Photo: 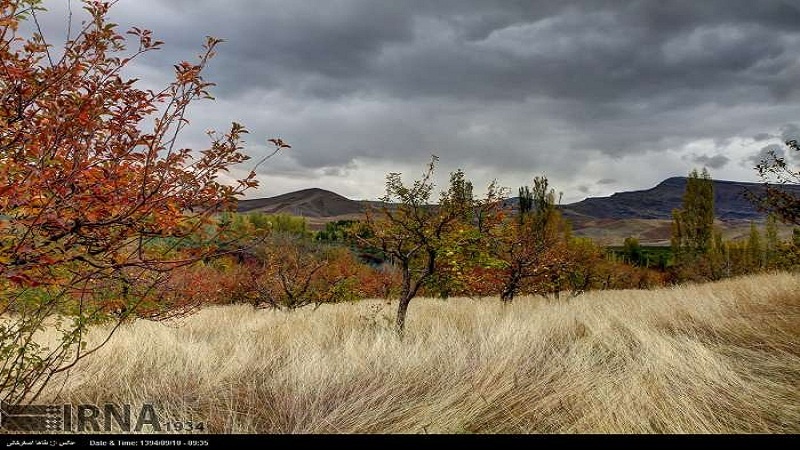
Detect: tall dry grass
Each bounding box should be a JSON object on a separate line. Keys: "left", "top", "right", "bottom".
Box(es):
{"left": 42, "top": 273, "right": 799, "bottom": 433}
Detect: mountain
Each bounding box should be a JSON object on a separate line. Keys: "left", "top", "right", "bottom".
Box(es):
{"left": 558, "top": 178, "right": 800, "bottom": 245}
{"left": 237, "top": 188, "right": 364, "bottom": 218}
{"left": 237, "top": 179, "right": 799, "bottom": 244}
{"left": 561, "top": 177, "right": 800, "bottom": 221}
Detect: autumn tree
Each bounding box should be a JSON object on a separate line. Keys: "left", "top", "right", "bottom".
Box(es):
{"left": 490, "top": 176, "right": 566, "bottom": 302}
{"left": 424, "top": 169, "right": 475, "bottom": 298}
{"left": 671, "top": 169, "right": 715, "bottom": 274}
{"left": 248, "top": 234, "right": 357, "bottom": 310}
{"left": 425, "top": 171, "right": 506, "bottom": 299}
{"left": 354, "top": 157, "right": 475, "bottom": 333}
{"left": 0, "top": 1, "right": 286, "bottom": 403}
{"left": 748, "top": 139, "right": 800, "bottom": 225}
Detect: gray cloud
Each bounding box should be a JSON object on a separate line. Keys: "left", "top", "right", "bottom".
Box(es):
{"left": 597, "top": 179, "right": 617, "bottom": 185}
{"left": 747, "top": 144, "right": 785, "bottom": 167}
{"left": 780, "top": 123, "right": 800, "bottom": 142}
{"left": 692, "top": 154, "right": 731, "bottom": 169}
{"left": 30, "top": 0, "right": 800, "bottom": 200}
{"left": 753, "top": 132, "right": 774, "bottom": 141}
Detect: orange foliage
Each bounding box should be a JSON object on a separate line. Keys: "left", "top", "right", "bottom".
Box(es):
{"left": 0, "top": 0, "right": 284, "bottom": 314}
{"left": 154, "top": 239, "right": 401, "bottom": 311}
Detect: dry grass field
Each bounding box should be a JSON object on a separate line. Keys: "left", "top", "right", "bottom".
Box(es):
{"left": 41, "top": 272, "right": 799, "bottom": 433}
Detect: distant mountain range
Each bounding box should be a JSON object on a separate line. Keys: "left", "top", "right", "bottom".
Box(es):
{"left": 240, "top": 177, "right": 799, "bottom": 221}
{"left": 237, "top": 178, "right": 800, "bottom": 245}
{"left": 560, "top": 177, "right": 800, "bottom": 220}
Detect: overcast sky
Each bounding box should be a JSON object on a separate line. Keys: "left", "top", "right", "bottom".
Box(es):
{"left": 35, "top": 0, "right": 800, "bottom": 202}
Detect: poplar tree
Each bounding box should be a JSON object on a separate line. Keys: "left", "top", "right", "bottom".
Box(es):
{"left": 671, "top": 168, "right": 716, "bottom": 264}
{"left": 747, "top": 223, "right": 764, "bottom": 269}
{"left": 764, "top": 214, "right": 780, "bottom": 268}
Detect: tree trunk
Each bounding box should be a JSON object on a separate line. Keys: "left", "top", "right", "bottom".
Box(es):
{"left": 396, "top": 293, "right": 412, "bottom": 335}
{"left": 396, "top": 262, "right": 413, "bottom": 334}
{"left": 500, "top": 285, "right": 515, "bottom": 303}
{"left": 501, "top": 270, "right": 520, "bottom": 303}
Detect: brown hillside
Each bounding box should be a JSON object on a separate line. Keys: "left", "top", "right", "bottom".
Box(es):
{"left": 237, "top": 188, "right": 364, "bottom": 218}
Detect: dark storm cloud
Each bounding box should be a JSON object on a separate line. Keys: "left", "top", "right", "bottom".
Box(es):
{"left": 33, "top": 0, "right": 800, "bottom": 199}
{"left": 188, "top": 0, "right": 800, "bottom": 108}
{"left": 692, "top": 154, "right": 730, "bottom": 170}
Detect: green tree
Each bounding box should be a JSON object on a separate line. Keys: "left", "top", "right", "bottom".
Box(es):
{"left": 671, "top": 168, "right": 716, "bottom": 269}
{"left": 315, "top": 220, "right": 357, "bottom": 243}
{"left": 354, "top": 157, "right": 474, "bottom": 333}
{"left": 764, "top": 214, "right": 780, "bottom": 268}
{"left": 518, "top": 186, "right": 533, "bottom": 217}
{"left": 622, "top": 237, "right": 643, "bottom": 266}
{"left": 747, "top": 222, "right": 764, "bottom": 270}
{"left": 707, "top": 230, "right": 729, "bottom": 279}
{"left": 424, "top": 169, "right": 476, "bottom": 299}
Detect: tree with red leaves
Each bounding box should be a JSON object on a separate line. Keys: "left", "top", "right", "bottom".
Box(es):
{"left": 0, "top": 0, "right": 286, "bottom": 403}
